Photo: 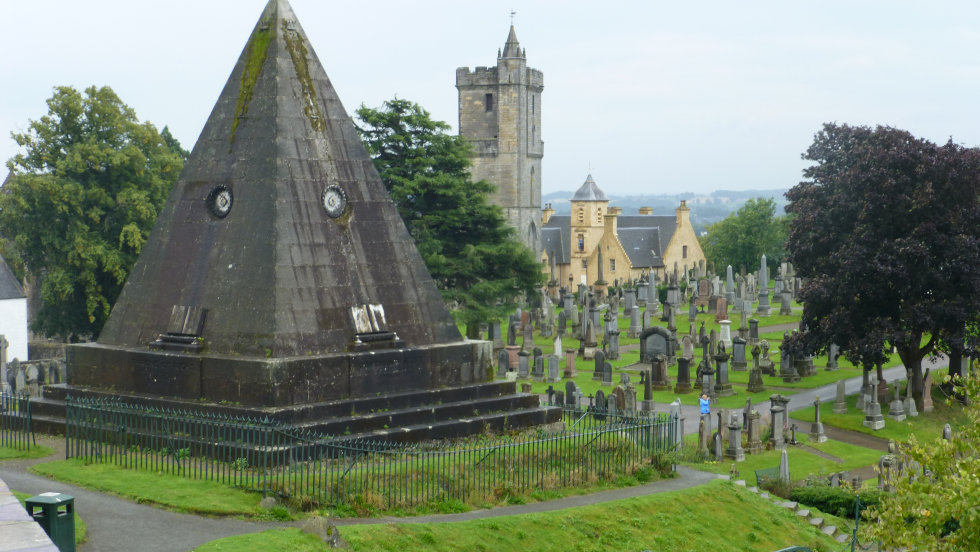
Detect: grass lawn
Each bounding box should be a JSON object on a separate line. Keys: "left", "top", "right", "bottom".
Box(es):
{"left": 789, "top": 387, "right": 972, "bottom": 444}
{"left": 682, "top": 433, "right": 882, "bottom": 486}
{"left": 192, "top": 480, "right": 841, "bottom": 552}
{"left": 30, "top": 459, "right": 272, "bottom": 517}
{"left": 0, "top": 444, "right": 54, "bottom": 460}
{"left": 11, "top": 489, "right": 87, "bottom": 545}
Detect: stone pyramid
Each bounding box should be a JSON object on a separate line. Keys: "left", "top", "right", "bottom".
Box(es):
{"left": 68, "top": 0, "right": 490, "bottom": 406}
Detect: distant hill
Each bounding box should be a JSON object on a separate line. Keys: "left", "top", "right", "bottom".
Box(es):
{"left": 542, "top": 189, "right": 789, "bottom": 234}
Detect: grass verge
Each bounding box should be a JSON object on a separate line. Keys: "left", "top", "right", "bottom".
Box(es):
{"left": 0, "top": 444, "right": 54, "bottom": 460}
{"left": 193, "top": 480, "right": 841, "bottom": 552}
{"left": 30, "top": 459, "right": 270, "bottom": 517}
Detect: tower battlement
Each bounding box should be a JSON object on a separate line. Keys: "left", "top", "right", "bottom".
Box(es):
{"left": 457, "top": 25, "right": 543, "bottom": 254}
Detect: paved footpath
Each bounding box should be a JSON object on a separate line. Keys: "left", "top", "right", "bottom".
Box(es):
{"left": 0, "top": 356, "right": 943, "bottom": 551}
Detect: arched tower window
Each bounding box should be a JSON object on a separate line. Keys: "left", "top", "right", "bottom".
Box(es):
{"left": 577, "top": 234, "right": 585, "bottom": 252}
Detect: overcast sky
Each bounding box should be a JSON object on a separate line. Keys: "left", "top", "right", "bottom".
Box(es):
{"left": 3, "top": 1, "right": 980, "bottom": 196}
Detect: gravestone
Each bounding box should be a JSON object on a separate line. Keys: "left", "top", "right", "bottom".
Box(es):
{"left": 592, "top": 350, "right": 606, "bottom": 381}
{"left": 506, "top": 345, "right": 521, "bottom": 370}
{"left": 746, "top": 410, "right": 762, "bottom": 454}
{"left": 639, "top": 326, "right": 675, "bottom": 365}
{"left": 698, "top": 416, "right": 711, "bottom": 452}
{"left": 863, "top": 377, "right": 886, "bottom": 430}
{"left": 674, "top": 356, "right": 693, "bottom": 394}
{"left": 553, "top": 390, "right": 564, "bottom": 407}
{"left": 522, "top": 322, "right": 534, "bottom": 351}
{"left": 564, "top": 349, "right": 577, "bottom": 378}
{"left": 641, "top": 369, "right": 655, "bottom": 411}
{"left": 681, "top": 336, "right": 694, "bottom": 360}
{"left": 546, "top": 355, "right": 560, "bottom": 383}
{"left": 770, "top": 405, "right": 786, "bottom": 449}
{"left": 604, "top": 330, "right": 621, "bottom": 360}
{"left": 565, "top": 381, "right": 578, "bottom": 407}
{"left": 601, "top": 361, "right": 613, "bottom": 387}
{"left": 757, "top": 255, "right": 771, "bottom": 315}
{"left": 651, "top": 354, "right": 671, "bottom": 390}
{"left": 627, "top": 306, "right": 642, "bottom": 338}
{"left": 922, "top": 370, "right": 934, "bottom": 412}
{"left": 612, "top": 386, "right": 626, "bottom": 412}
{"left": 518, "top": 350, "right": 530, "bottom": 379}
{"left": 714, "top": 344, "right": 734, "bottom": 397}
{"left": 719, "top": 320, "right": 732, "bottom": 349}
{"left": 825, "top": 343, "right": 839, "bottom": 371}
{"left": 497, "top": 349, "right": 509, "bottom": 377}
{"left": 623, "top": 288, "right": 636, "bottom": 313}
{"left": 903, "top": 381, "right": 919, "bottom": 417}
{"left": 595, "top": 389, "right": 606, "bottom": 412}
{"left": 758, "top": 340, "right": 774, "bottom": 376}
{"left": 887, "top": 383, "right": 906, "bottom": 421}
{"left": 642, "top": 308, "right": 653, "bottom": 330}
{"left": 487, "top": 321, "right": 505, "bottom": 351}
{"left": 809, "top": 398, "right": 827, "bottom": 443}
{"left": 507, "top": 322, "right": 518, "bottom": 346}
{"left": 731, "top": 336, "right": 747, "bottom": 371}
{"left": 668, "top": 399, "right": 683, "bottom": 446}
{"left": 725, "top": 413, "right": 745, "bottom": 462}
{"left": 725, "top": 265, "right": 735, "bottom": 304}
{"left": 779, "top": 340, "right": 800, "bottom": 383}
{"left": 746, "top": 356, "right": 765, "bottom": 393}
{"left": 779, "top": 290, "right": 793, "bottom": 315}
{"left": 624, "top": 384, "right": 637, "bottom": 414}
{"left": 833, "top": 380, "right": 848, "bottom": 414}
{"left": 557, "top": 311, "right": 567, "bottom": 336}
{"left": 637, "top": 279, "right": 649, "bottom": 308}
{"left": 714, "top": 298, "right": 728, "bottom": 323}
{"left": 748, "top": 318, "right": 759, "bottom": 344}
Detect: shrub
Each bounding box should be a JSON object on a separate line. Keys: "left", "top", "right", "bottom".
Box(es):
{"left": 790, "top": 485, "right": 883, "bottom": 519}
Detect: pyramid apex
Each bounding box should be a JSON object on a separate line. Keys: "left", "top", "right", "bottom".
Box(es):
{"left": 501, "top": 25, "right": 523, "bottom": 58}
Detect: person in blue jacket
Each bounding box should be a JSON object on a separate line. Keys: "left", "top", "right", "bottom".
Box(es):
{"left": 699, "top": 393, "right": 710, "bottom": 415}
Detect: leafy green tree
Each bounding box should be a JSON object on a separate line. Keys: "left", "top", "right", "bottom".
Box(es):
{"left": 865, "top": 374, "right": 980, "bottom": 550}
{"left": 785, "top": 123, "right": 980, "bottom": 409}
{"left": 698, "top": 197, "right": 788, "bottom": 274}
{"left": 0, "top": 85, "right": 182, "bottom": 340}
{"left": 356, "top": 98, "right": 543, "bottom": 336}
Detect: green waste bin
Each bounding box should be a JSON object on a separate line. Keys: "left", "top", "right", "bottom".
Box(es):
{"left": 25, "top": 492, "right": 75, "bottom": 552}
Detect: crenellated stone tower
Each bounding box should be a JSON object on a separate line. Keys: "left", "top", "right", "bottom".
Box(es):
{"left": 456, "top": 26, "right": 543, "bottom": 254}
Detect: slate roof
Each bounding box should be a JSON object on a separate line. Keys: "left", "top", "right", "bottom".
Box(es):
{"left": 96, "top": 0, "right": 461, "bottom": 356}
{"left": 542, "top": 212, "right": 678, "bottom": 269}
{"left": 570, "top": 174, "right": 608, "bottom": 201}
{"left": 540, "top": 225, "right": 568, "bottom": 264}
{"left": 0, "top": 254, "right": 25, "bottom": 300}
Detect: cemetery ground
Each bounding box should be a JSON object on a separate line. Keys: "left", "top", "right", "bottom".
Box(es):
{"left": 0, "top": 298, "right": 964, "bottom": 550}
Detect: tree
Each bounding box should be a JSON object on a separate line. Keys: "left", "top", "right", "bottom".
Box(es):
{"left": 698, "top": 197, "right": 788, "bottom": 274}
{"left": 356, "top": 98, "right": 543, "bottom": 336}
{"left": 785, "top": 123, "right": 980, "bottom": 409}
{"left": 864, "top": 374, "right": 980, "bottom": 550}
{"left": 0, "top": 85, "right": 183, "bottom": 340}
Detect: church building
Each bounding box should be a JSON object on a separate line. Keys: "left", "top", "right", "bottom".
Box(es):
{"left": 457, "top": 26, "right": 543, "bottom": 253}
{"left": 540, "top": 175, "right": 706, "bottom": 287}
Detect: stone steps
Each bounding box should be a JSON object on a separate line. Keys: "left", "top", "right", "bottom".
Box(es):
{"left": 733, "top": 478, "right": 852, "bottom": 544}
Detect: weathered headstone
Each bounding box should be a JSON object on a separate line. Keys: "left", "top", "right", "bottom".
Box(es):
{"left": 612, "top": 385, "right": 626, "bottom": 412}
{"left": 517, "top": 350, "right": 530, "bottom": 379}
{"left": 746, "top": 410, "right": 762, "bottom": 454}
{"left": 546, "top": 355, "right": 560, "bottom": 383}
{"left": 651, "top": 354, "right": 671, "bottom": 390}
{"left": 863, "top": 377, "right": 886, "bottom": 430}
{"left": 725, "top": 413, "right": 745, "bottom": 462}
{"left": 627, "top": 305, "right": 642, "bottom": 338}
{"left": 887, "top": 383, "right": 906, "bottom": 421}
{"left": 601, "top": 361, "right": 613, "bottom": 387}
{"left": 809, "top": 398, "right": 827, "bottom": 443}
{"left": 714, "top": 345, "right": 734, "bottom": 397}
{"left": 779, "top": 339, "right": 800, "bottom": 383}
{"left": 564, "top": 349, "right": 577, "bottom": 378}
{"left": 833, "top": 380, "right": 848, "bottom": 414}
{"left": 922, "top": 370, "right": 934, "bottom": 412}
{"left": 731, "top": 336, "right": 747, "bottom": 371}
{"left": 825, "top": 343, "right": 839, "bottom": 371}
{"left": 904, "top": 380, "right": 919, "bottom": 417}
{"left": 714, "top": 298, "right": 729, "bottom": 323}
{"left": 497, "top": 349, "right": 510, "bottom": 377}
{"left": 592, "top": 350, "right": 605, "bottom": 381}
{"left": 565, "top": 381, "right": 578, "bottom": 407}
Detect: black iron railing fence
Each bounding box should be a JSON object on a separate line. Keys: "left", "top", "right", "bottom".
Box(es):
{"left": 64, "top": 395, "right": 678, "bottom": 509}
{"left": 0, "top": 391, "right": 34, "bottom": 451}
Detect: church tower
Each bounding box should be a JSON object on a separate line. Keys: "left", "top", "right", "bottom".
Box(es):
{"left": 456, "top": 25, "right": 543, "bottom": 254}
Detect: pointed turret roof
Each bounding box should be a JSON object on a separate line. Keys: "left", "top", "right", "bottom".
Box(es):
{"left": 501, "top": 25, "right": 523, "bottom": 58}
{"left": 97, "top": 0, "right": 461, "bottom": 357}
{"left": 571, "top": 174, "right": 609, "bottom": 202}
